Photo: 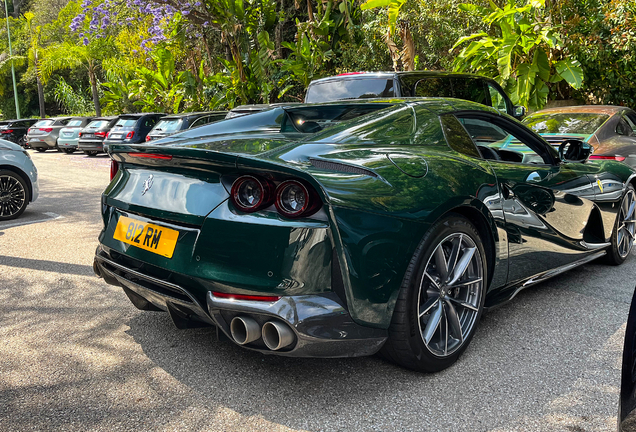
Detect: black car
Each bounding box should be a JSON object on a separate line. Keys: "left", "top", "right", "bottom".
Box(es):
{"left": 0, "top": 118, "right": 39, "bottom": 147}
{"left": 145, "top": 112, "right": 226, "bottom": 142}
{"left": 620, "top": 286, "right": 636, "bottom": 431}
{"left": 78, "top": 117, "right": 119, "bottom": 156}
{"left": 102, "top": 113, "right": 164, "bottom": 152}
{"left": 304, "top": 71, "right": 525, "bottom": 119}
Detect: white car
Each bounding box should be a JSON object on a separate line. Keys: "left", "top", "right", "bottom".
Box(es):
{"left": 0, "top": 139, "right": 39, "bottom": 220}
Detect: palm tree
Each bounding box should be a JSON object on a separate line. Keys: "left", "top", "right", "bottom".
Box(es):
{"left": 24, "top": 12, "right": 46, "bottom": 117}
{"left": 39, "top": 39, "right": 113, "bottom": 116}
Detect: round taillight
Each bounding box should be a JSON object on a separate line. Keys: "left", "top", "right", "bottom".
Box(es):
{"left": 275, "top": 180, "right": 320, "bottom": 218}
{"left": 230, "top": 176, "right": 273, "bottom": 212}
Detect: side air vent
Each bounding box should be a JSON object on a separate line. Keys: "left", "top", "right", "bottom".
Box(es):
{"left": 309, "top": 158, "right": 377, "bottom": 177}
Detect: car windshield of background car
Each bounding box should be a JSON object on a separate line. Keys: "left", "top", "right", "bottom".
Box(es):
{"left": 523, "top": 113, "right": 609, "bottom": 135}
{"left": 305, "top": 78, "right": 395, "bottom": 103}
{"left": 87, "top": 120, "right": 110, "bottom": 129}
{"left": 153, "top": 119, "right": 183, "bottom": 133}
{"left": 33, "top": 119, "right": 54, "bottom": 127}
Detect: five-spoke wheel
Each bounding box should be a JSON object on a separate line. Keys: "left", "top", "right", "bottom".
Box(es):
{"left": 0, "top": 170, "right": 29, "bottom": 220}
{"left": 382, "top": 214, "right": 486, "bottom": 372}
{"left": 606, "top": 185, "right": 636, "bottom": 265}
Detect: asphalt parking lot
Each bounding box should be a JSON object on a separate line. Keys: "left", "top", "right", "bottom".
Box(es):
{"left": 1, "top": 150, "right": 635, "bottom": 432}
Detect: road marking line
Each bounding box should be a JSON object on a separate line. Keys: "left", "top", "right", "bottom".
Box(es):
{"left": 0, "top": 212, "right": 63, "bottom": 230}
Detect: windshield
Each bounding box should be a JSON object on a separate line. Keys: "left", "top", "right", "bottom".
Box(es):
{"left": 67, "top": 120, "right": 84, "bottom": 127}
{"left": 86, "top": 120, "right": 109, "bottom": 129}
{"left": 34, "top": 119, "right": 54, "bottom": 127}
{"left": 523, "top": 113, "right": 609, "bottom": 135}
{"left": 152, "top": 119, "right": 182, "bottom": 133}
{"left": 305, "top": 78, "right": 395, "bottom": 103}
{"left": 114, "top": 118, "right": 138, "bottom": 127}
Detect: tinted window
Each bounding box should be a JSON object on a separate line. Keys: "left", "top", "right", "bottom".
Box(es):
{"left": 488, "top": 84, "right": 507, "bottom": 113}
{"left": 413, "top": 78, "right": 453, "bottom": 98}
{"left": 154, "top": 119, "right": 183, "bottom": 132}
{"left": 143, "top": 117, "right": 157, "bottom": 128}
{"left": 34, "top": 119, "right": 54, "bottom": 127}
{"left": 114, "top": 118, "right": 138, "bottom": 127}
{"left": 617, "top": 118, "right": 634, "bottom": 136}
{"left": 439, "top": 114, "right": 481, "bottom": 158}
{"left": 523, "top": 113, "right": 609, "bottom": 135}
{"left": 305, "top": 78, "right": 395, "bottom": 103}
{"left": 452, "top": 78, "right": 487, "bottom": 105}
{"left": 86, "top": 120, "right": 110, "bottom": 129}
{"left": 283, "top": 104, "right": 392, "bottom": 133}
{"left": 67, "top": 120, "right": 84, "bottom": 127}
{"left": 458, "top": 117, "right": 549, "bottom": 164}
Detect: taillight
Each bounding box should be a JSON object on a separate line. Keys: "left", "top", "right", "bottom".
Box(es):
{"left": 146, "top": 135, "right": 152, "bottom": 142}
{"left": 125, "top": 131, "right": 135, "bottom": 140}
{"left": 275, "top": 180, "right": 320, "bottom": 218}
{"left": 1, "top": 129, "right": 13, "bottom": 133}
{"left": 212, "top": 291, "right": 281, "bottom": 302}
{"left": 27, "top": 128, "right": 31, "bottom": 133}
{"left": 589, "top": 155, "right": 626, "bottom": 162}
{"left": 95, "top": 131, "right": 107, "bottom": 138}
{"left": 40, "top": 127, "right": 53, "bottom": 133}
{"left": 110, "top": 160, "right": 119, "bottom": 180}
{"left": 230, "top": 175, "right": 274, "bottom": 213}
{"left": 78, "top": 132, "right": 82, "bottom": 137}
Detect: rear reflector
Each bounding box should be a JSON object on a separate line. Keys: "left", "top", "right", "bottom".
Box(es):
{"left": 589, "top": 155, "right": 626, "bottom": 162}
{"left": 128, "top": 152, "right": 173, "bottom": 160}
{"left": 212, "top": 291, "right": 281, "bottom": 302}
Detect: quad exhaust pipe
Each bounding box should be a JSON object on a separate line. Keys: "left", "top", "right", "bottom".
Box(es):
{"left": 230, "top": 316, "right": 295, "bottom": 350}
{"left": 230, "top": 316, "right": 261, "bottom": 345}
{"left": 262, "top": 321, "right": 295, "bottom": 351}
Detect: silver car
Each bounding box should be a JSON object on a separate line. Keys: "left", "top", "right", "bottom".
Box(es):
{"left": 0, "top": 139, "right": 39, "bottom": 220}
{"left": 26, "top": 117, "right": 72, "bottom": 152}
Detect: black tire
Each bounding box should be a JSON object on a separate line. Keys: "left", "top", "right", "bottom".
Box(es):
{"left": 66, "top": 148, "right": 76, "bottom": 154}
{"left": 0, "top": 169, "right": 30, "bottom": 220}
{"left": 381, "top": 214, "right": 487, "bottom": 372}
{"left": 84, "top": 150, "right": 97, "bottom": 157}
{"left": 35, "top": 147, "right": 46, "bottom": 153}
{"left": 18, "top": 136, "right": 26, "bottom": 147}
{"left": 605, "top": 185, "right": 636, "bottom": 265}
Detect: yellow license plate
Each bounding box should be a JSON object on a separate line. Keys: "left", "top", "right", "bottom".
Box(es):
{"left": 113, "top": 216, "right": 179, "bottom": 258}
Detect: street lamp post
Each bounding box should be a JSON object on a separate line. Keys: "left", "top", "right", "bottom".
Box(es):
{"left": 4, "top": 1, "right": 19, "bottom": 119}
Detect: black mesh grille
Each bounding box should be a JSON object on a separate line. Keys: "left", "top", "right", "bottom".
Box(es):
{"left": 310, "top": 158, "right": 377, "bottom": 177}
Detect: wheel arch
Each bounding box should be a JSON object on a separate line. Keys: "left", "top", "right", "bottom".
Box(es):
{"left": 0, "top": 163, "right": 32, "bottom": 202}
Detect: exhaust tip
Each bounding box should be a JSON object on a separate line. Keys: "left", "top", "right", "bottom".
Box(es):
{"left": 230, "top": 316, "right": 261, "bottom": 345}
{"left": 262, "top": 321, "right": 295, "bottom": 351}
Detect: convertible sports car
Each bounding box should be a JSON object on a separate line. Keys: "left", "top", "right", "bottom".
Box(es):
{"left": 523, "top": 105, "right": 636, "bottom": 168}
{"left": 93, "top": 99, "right": 636, "bottom": 372}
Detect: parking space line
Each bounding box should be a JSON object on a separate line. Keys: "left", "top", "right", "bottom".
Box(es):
{"left": 0, "top": 212, "right": 63, "bottom": 230}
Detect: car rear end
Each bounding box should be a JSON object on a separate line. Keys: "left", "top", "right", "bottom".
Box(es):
{"left": 0, "top": 120, "right": 33, "bottom": 146}
{"left": 145, "top": 116, "right": 184, "bottom": 142}
{"left": 95, "top": 143, "right": 386, "bottom": 357}
{"left": 78, "top": 118, "right": 116, "bottom": 155}
{"left": 104, "top": 114, "right": 161, "bottom": 151}
{"left": 27, "top": 119, "right": 58, "bottom": 150}
{"left": 58, "top": 118, "right": 92, "bottom": 152}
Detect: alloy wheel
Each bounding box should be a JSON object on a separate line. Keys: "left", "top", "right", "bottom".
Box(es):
{"left": 617, "top": 189, "right": 636, "bottom": 259}
{"left": 0, "top": 174, "right": 26, "bottom": 218}
{"left": 417, "top": 233, "right": 483, "bottom": 357}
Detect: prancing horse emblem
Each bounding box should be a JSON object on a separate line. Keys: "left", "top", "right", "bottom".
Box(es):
{"left": 141, "top": 174, "right": 154, "bottom": 196}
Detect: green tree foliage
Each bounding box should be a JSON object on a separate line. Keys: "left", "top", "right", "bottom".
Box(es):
{"left": 452, "top": 0, "right": 583, "bottom": 111}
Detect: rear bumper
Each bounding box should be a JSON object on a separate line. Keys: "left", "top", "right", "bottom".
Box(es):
{"left": 28, "top": 135, "right": 56, "bottom": 148}
{"left": 78, "top": 141, "right": 104, "bottom": 151}
{"left": 93, "top": 250, "right": 386, "bottom": 358}
{"left": 58, "top": 138, "right": 79, "bottom": 148}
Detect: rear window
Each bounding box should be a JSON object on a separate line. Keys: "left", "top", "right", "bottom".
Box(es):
{"left": 67, "top": 120, "right": 84, "bottom": 127}
{"left": 153, "top": 119, "right": 183, "bottom": 133}
{"left": 283, "top": 104, "right": 392, "bottom": 133}
{"left": 34, "top": 119, "right": 54, "bottom": 127}
{"left": 305, "top": 78, "right": 395, "bottom": 103}
{"left": 114, "top": 118, "right": 139, "bottom": 127}
{"left": 86, "top": 120, "right": 110, "bottom": 129}
{"left": 523, "top": 113, "right": 609, "bottom": 135}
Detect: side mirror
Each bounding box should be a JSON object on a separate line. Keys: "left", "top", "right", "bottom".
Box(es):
{"left": 514, "top": 105, "right": 526, "bottom": 118}
{"left": 558, "top": 139, "right": 592, "bottom": 163}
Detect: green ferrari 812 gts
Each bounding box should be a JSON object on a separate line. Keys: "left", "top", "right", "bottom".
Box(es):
{"left": 94, "top": 98, "right": 635, "bottom": 372}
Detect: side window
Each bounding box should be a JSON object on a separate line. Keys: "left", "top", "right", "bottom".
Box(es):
{"left": 452, "top": 78, "right": 488, "bottom": 106}
{"left": 616, "top": 118, "right": 633, "bottom": 136}
{"left": 190, "top": 116, "right": 209, "bottom": 129}
{"left": 487, "top": 84, "right": 507, "bottom": 113}
{"left": 458, "top": 117, "right": 549, "bottom": 164}
{"left": 622, "top": 114, "right": 636, "bottom": 135}
{"left": 413, "top": 78, "right": 453, "bottom": 98}
{"left": 626, "top": 112, "right": 636, "bottom": 128}
{"left": 144, "top": 118, "right": 157, "bottom": 128}
{"left": 439, "top": 114, "right": 481, "bottom": 158}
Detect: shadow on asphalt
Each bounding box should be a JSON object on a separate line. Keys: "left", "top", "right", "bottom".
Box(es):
{"left": 119, "top": 259, "right": 632, "bottom": 431}
{"left": 0, "top": 255, "right": 94, "bottom": 276}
